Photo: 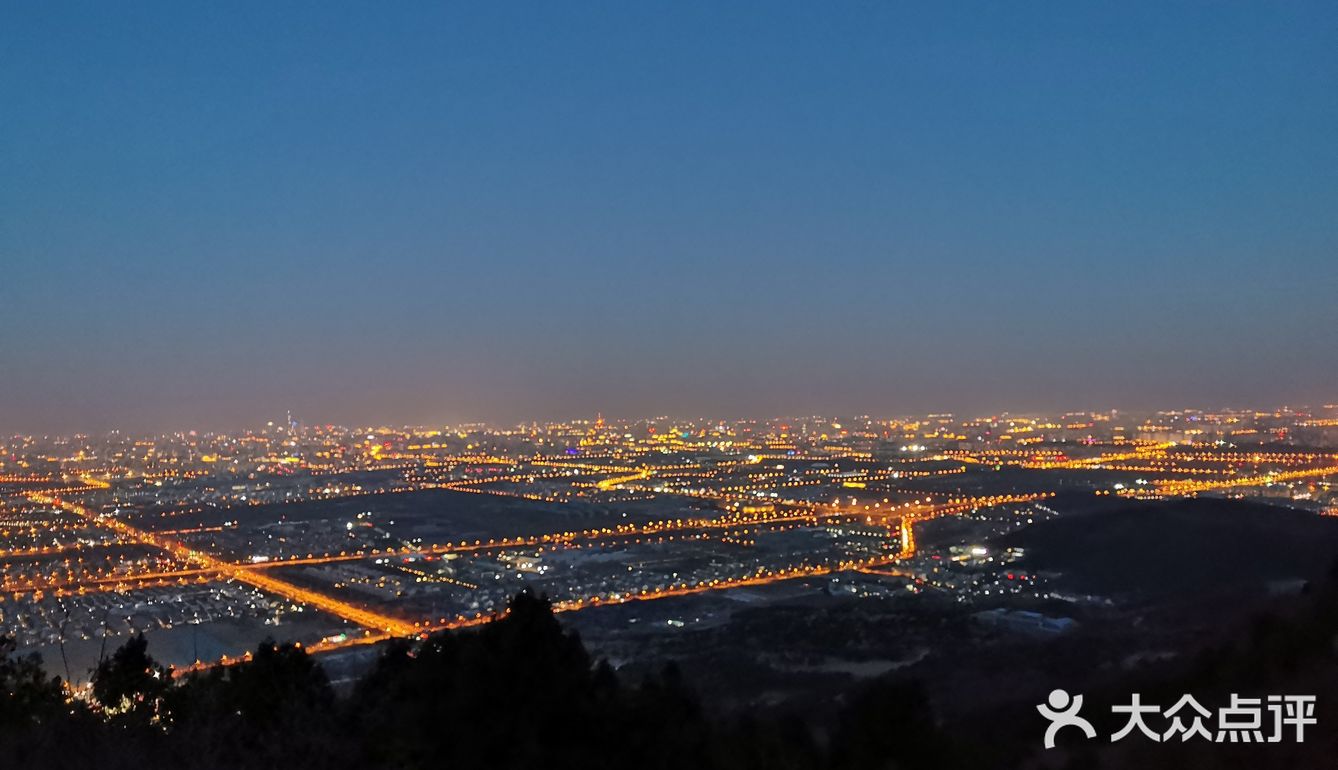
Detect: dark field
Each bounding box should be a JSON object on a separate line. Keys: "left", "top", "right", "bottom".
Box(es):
{"left": 998, "top": 497, "right": 1338, "bottom": 600}
{"left": 141, "top": 488, "right": 701, "bottom": 544}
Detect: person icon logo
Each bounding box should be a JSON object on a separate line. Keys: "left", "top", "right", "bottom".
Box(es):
{"left": 1037, "top": 689, "right": 1097, "bottom": 749}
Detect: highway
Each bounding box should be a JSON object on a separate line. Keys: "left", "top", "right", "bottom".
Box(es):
{"left": 26, "top": 493, "right": 416, "bottom": 636}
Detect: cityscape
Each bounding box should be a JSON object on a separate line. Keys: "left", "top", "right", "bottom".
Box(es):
{"left": 3, "top": 408, "right": 1335, "bottom": 670}
{"left": 4, "top": 2, "right": 1336, "bottom": 768}
{"left": 5, "top": 407, "right": 1338, "bottom": 768}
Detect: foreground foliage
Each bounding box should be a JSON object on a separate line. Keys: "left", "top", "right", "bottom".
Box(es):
{"left": 0, "top": 591, "right": 943, "bottom": 770}
{"left": 11, "top": 572, "right": 1338, "bottom": 770}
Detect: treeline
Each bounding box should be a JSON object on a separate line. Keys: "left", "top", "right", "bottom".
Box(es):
{"left": 15, "top": 571, "right": 1338, "bottom": 770}
{"left": 0, "top": 590, "right": 949, "bottom": 770}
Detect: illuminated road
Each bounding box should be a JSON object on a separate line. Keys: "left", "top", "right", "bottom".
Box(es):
{"left": 1124, "top": 463, "right": 1338, "bottom": 498}
{"left": 1, "top": 411, "right": 1331, "bottom": 687}
{"left": 25, "top": 493, "right": 416, "bottom": 636}
{"left": 0, "top": 484, "right": 1142, "bottom": 672}
{"left": 8, "top": 489, "right": 1043, "bottom": 596}
{"left": 1, "top": 503, "right": 843, "bottom": 596}
{"left": 18, "top": 486, "right": 986, "bottom": 666}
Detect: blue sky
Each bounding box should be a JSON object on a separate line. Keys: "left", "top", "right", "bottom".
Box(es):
{"left": 2, "top": 2, "right": 1335, "bottom": 432}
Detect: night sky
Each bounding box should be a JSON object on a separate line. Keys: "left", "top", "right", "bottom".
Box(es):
{"left": 3, "top": 2, "right": 1335, "bottom": 433}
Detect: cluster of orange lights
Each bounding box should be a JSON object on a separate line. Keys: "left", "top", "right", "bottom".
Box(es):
{"left": 7, "top": 431, "right": 1335, "bottom": 675}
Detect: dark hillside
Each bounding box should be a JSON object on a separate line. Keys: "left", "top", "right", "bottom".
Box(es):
{"left": 997, "top": 498, "right": 1338, "bottom": 599}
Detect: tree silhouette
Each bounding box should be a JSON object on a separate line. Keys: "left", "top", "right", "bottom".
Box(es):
{"left": 0, "top": 635, "right": 96, "bottom": 770}
{"left": 830, "top": 679, "right": 950, "bottom": 770}
{"left": 159, "top": 639, "right": 340, "bottom": 769}
{"left": 91, "top": 633, "right": 170, "bottom": 723}
{"left": 0, "top": 589, "right": 970, "bottom": 770}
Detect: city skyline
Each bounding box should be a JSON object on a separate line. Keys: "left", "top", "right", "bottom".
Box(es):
{"left": 4, "top": 2, "right": 1337, "bottom": 433}
{"left": 3, "top": 406, "right": 1335, "bottom": 670}
{"left": 5, "top": 402, "right": 1338, "bottom": 440}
